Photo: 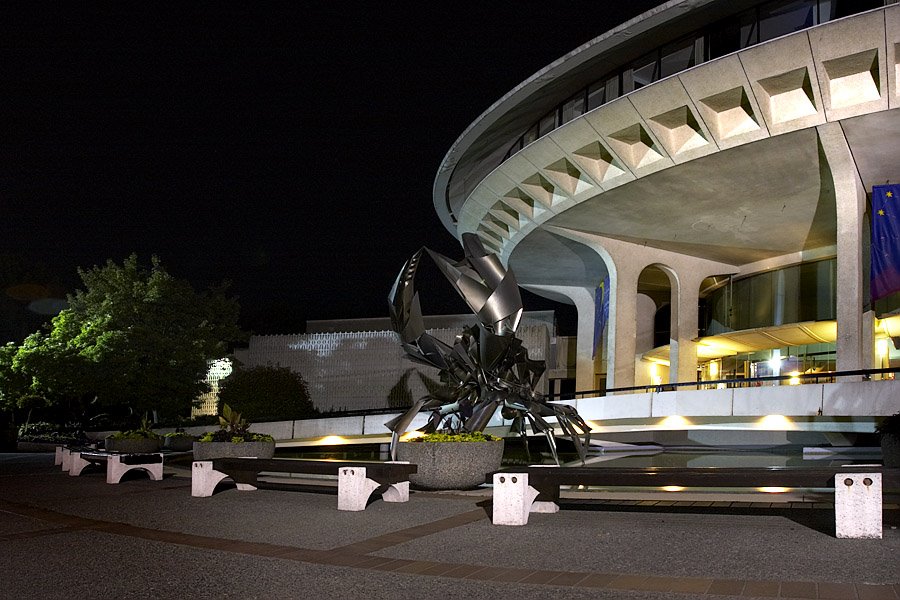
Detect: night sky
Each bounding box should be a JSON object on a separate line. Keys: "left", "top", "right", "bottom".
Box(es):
{"left": 3, "top": 2, "right": 660, "bottom": 337}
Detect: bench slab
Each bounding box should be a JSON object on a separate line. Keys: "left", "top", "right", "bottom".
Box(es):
{"left": 68, "top": 450, "right": 164, "bottom": 484}
{"left": 192, "top": 458, "right": 417, "bottom": 511}
{"left": 489, "top": 465, "right": 899, "bottom": 539}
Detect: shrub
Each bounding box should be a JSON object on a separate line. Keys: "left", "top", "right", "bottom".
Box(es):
{"left": 17, "top": 421, "right": 85, "bottom": 444}
{"left": 197, "top": 404, "right": 273, "bottom": 444}
{"left": 217, "top": 365, "right": 316, "bottom": 422}
{"left": 409, "top": 431, "right": 500, "bottom": 443}
{"left": 107, "top": 414, "right": 160, "bottom": 441}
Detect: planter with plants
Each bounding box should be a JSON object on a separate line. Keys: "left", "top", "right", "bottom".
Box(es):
{"left": 193, "top": 404, "right": 275, "bottom": 460}
{"left": 105, "top": 414, "right": 162, "bottom": 453}
{"left": 397, "top": 431, "right": 504, "bottom": 490}
{"left": 163, "top": 430, "right": 198, "bottom": 452}
{"left": 876, "top": 411, "right": 900, "bottom": 468}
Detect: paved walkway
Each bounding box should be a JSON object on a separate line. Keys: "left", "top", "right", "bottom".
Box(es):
{"left": 0, "top": 453, "right": 898, "bottom": 599}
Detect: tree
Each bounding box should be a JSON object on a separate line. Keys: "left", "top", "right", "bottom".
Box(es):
{"left": 217, "top": 365, "right": 316, "bottom": 422}
{"left": 14, "top": 255, "right": 244, "bottom": 424}
{"left": 0, "top": 342, "right": 38, "bottom": 420}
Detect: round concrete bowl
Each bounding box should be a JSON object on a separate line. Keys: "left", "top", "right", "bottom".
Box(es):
{"left": 163, "top": 435, "right": 197, "bottom": 452}
{"left": 104, "top": 437, "right": 161, "bottom": 453}
{"left": 397, "top": 439, "right": 504, "bottom": 490}
{"left": 192, "top": 440, "right": 275, "bottom": 460}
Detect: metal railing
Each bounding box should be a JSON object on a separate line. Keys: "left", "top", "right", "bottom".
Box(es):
{"left": 553, "top": 366, "right": 900, "bottom": 402}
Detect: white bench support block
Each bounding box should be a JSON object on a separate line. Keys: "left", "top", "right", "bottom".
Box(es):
{"left": 531, "top": 501, "right": 560, "bottom": 514}
{"left": 492, "top": 473, "right": 540, "bottom": 526}
{"left": 107, "top": 454, "right": 163, "bottom": 484}
{"left": 381, "top": 482, "right": 409, "bottom": 503}
{"left": 835, "top": 472, "right": 882, "bottom": 539}
{"left": 55, "top": 446, "right": 64, "bottom": 466}
{"left": 69, "top": 453, "right": 91, "bottom": 477}
{"left": 381, "top": 461, "right": 411, "bottom": 503}
{"left": 61, "top": 448, "right": 74, "bottom": 472}
{"left": 192, "top": 461, "right": 229, "bottom": 497}
{"left": 337, "top": 466, "right": 380, "bottom": 511}
{"left": 236, "top": 483, "right": 258, "bottom": 491}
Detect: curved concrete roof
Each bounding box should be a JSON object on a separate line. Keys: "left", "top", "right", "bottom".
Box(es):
{"left": 439, "top": 5, "right": 900, "bottom": 301}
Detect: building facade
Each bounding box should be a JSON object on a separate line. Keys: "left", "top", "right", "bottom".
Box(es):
{"left": 231, "top": 313, "right": 556, "bottom": 413}
{"left": 434, "top": 0, "right": 900, "bottom": 394}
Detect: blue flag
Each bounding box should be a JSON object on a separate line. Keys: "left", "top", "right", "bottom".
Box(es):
{"left": 592, "top": 276, "right": 610, "bottom": 359}
{"left": 871, "top": 184, "right": 900, "bottom": 302}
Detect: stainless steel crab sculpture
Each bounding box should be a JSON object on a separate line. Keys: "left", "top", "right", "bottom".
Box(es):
{"left": 385, "top": 232, "right": 591, "bottom": 465}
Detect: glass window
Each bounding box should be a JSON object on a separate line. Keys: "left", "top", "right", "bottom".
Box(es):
{"left": 538, "top": 111, "right": 557, "bottom": 137}
{"left": 560, "top": 91, "right": 586, "bottom": 124}
{"left": 623, "top": 52, "right": 658, "bottom": 93}
{"left": 587, "top": 81, "right": 606, "bottom": 110}
{"left": 709, "top": 19, "right": 742, "bottom": 59}
{"left": 740, "top": 11, "right": 759, "bottom": 48}
{"left": 660, "top": 37, "right": 701, "bottom": 79}
{"left": 759, "top": 0, "right": 815, "bottom": 42}
{"left": 820, "top": 0, "right": 883, "bottom": 22}
{"left": 523, "top": 124, "right": 538, "bottom": 146}
{"left": 588, "top": 75, "right": 619, "bottom": 110}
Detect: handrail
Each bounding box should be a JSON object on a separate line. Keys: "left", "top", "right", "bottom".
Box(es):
{"left": 553, "top": 366, "right": 900, "bottom": 401}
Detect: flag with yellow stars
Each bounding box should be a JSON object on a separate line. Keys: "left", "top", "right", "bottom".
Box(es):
{"left": 871, "top": 184, "right": 900, "bottom": 301}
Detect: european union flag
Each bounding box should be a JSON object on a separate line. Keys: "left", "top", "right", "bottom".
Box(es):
{"left": 592, "top": 275, "right": 610, "bottom": 359}
{"left": 871, "top": 184, "right": 900, "bottom": 302}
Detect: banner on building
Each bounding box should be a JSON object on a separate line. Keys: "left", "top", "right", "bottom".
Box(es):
{"left": 871, "top": 184, "right": 900, "bottom": 302}
{"left": 592, "top": 275, "right": 610, "bottom": 359}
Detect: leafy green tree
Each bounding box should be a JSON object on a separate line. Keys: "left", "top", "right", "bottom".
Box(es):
{"left": 0, "top": 342, "right": 35, "bottom": 419}
{"left": 14, "top": 255, "right": 244, "bottom": 424}
{"left": 217, "top": 365, "right": 316, "bottom": 422}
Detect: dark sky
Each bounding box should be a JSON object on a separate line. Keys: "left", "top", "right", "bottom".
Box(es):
{"left": 3, "top": 2, "right": 660, "bottom": 337}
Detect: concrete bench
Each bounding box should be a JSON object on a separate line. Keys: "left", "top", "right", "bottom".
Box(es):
{"left": 489, "top": 465, "right": 900, "bottom": 539}
{"left": 191, "top": 458, "right": 417, "bottom": 511}
{"left": 66, "top": 450, "right": 164, "bottom": 484}
{"left": 58, "top": 445, "right": 101, "bottom": 473}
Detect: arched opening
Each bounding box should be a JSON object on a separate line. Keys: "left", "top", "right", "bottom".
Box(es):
{"left": 635, "top": 265, "right": 674, "bottom": 387}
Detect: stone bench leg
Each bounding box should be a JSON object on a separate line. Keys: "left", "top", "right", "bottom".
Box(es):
{"left": 191, "top": 461, "right": 230, "bottom": 497}
{"left": 55, "top": 446, "right": 64, "bottom": 466}
{"left": 68, "top": 452, "right": 91, "bottom": 476}
{"left": 381, "top": 461, "right": 410, "bottom": 504}
{"left": 337, "top": 466, "right": 380, "bottom": 511}
{"left": 107, "top": 454, "right": 163, "bottom": 484}
{"left": 835, "top": 472, "right": 882, "bottom": 539}
{"left": 492, "top": 473, "right": 539, "bottom": 526}
{"left": 61, "top": 448, "right": 74, "bottom": 472}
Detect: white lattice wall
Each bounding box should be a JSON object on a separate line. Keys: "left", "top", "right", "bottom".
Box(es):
{"left": 233, "top": 323, "right": 550, "bottom": 413}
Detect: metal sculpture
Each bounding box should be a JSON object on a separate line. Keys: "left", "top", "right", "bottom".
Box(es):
{"left": 386, "top": 233, "right": 591, "bottom": 465}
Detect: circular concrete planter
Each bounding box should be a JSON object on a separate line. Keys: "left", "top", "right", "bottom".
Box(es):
{"left": 397, "top": 439, "right": 504, "bottom": 490}
{"left": 163, "top": 435, "right": 197, "bottom": 452}
{"left": 882, "top": 433, "right": 900, "bottom": 467}
{"left": 192, "top": 440, "right": 275, "bottom": 460}
{"left": 105, "top": 437, "right": 161, "bottom": 453}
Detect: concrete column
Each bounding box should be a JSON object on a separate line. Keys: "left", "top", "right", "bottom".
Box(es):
{"left": 608, "top": 265, "right": 639, "bottom": 390}
{"left": 670, "top": 270, "right": 705, "bottom": 386}
{"left": 523, "top": 284, "right": 596, "bottom": 393}
{"left": 817, "top": 123, "right": 870, "bottom": 373}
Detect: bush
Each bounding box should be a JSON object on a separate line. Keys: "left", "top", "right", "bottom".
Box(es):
{"left": 410, "top": 431, "right": 500, "bottom": 443}
{"left": 17, "top": 421, "right": 85, "bottom": 444}
{"left": 217, "top": 365, "right": 316, "bottom": 422}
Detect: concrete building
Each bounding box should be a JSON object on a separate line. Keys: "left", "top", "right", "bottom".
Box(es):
{"left": 231, "top": 313, "right": 558, "bottom": 413}
{"left": 434, "top": 0, "right": 900, "bottom": 398}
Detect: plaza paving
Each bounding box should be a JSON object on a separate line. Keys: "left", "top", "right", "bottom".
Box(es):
{"left": 0, "top": 452, "right": 897, "bottom": 599}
